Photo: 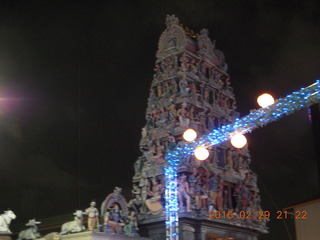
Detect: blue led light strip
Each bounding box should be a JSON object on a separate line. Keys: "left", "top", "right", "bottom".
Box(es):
{"left": 164, "top": 81, "right": 320, "bottom": 240}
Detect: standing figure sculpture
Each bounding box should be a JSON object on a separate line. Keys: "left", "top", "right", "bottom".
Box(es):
{"left": 123, "top": 211, "right": 139, "bottom": 237}
{"left": 139, "top": 172, "right": 149, "bottom": 214}
{"left": 177, "top": 174, "right": 191, "bottom": 212}
{"left": 0, "top": 210, "right": 16, "bottom": 234}
{"left": 17, "top": 219, "right": 41, "bottom": 240}
{"left": 85, "top": 201, "right": 99, "bottom": 231}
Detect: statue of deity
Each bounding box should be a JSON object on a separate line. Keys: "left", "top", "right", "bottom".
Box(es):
{"left": 177, "top": 174, "right": 191, "bottom": 212}
{"left": 85, "top": 201, "right": 99, "bottom": 231}
{"left": 145, "top": 178, "right": 164, "bottom": 215}
{"left": 124, "top": 211, "right": 139, "bottom": 237}
{"left": 139, "top": 172, "right": 149, "bottom": 214}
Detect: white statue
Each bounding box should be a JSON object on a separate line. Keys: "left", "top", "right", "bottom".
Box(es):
{"left": 0, "top": 210, "right": 16, "bottom": 233}
{"left": 17, "top": 219, "right": 41, "bottom": 240}
{"left": 60, "top": 210, "right": 85, "bottom": 235}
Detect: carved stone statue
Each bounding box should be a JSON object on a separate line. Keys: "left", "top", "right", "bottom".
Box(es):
{"left": 104, "top": 204, "right": 125, "bottom": 235}
{"left": 123, "top": 211, "right": 139, "bottom": 237}
{"left": 209, "top": 174, "right": 218, "bottom": 210}
{"left": 216, "top": 180, "right": 224, "bottom": 211}
{"left": 179, "top": 78, "right": 190, "bottom": 95}
{"left": 226, "top": 149, "right": 233, "bottom": 170}
{"left": 127, "top": 185, "right": 142, "bottom": 214}
{"left": 177, "top": 103, "right": 190, "bottom": 127}
{"left": 60, "top": 210, "right": 85, "bottom": 235}
{"left": 145, "top": 178, "right": 164, "bottom": 215}
{"left": 101, "top": 187, "right": 129, "bottom": 235}
{"left": 17, "top": 219, "right": 41, "bottom": 240}
{"left": 85, "top": 201, "right": 99, "bottom": 231}
{"left": 165, "top": 15, "right": 179, "bottom": 29}
{"left": 177, "top": 174, "right": 191, "bottom": 212}
{"left": 0, "top": 210, "right": 16, "bottom": 234}
{"left": 139, "top": 172, "right": 149, "bottom": 214}
{"left": 134, "top": 157, "right": 144, "bottom": 177}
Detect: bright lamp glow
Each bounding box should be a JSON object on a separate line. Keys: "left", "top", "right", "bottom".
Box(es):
{"left": 183, "top": 128, "right": 197, "bottom": 142}
{"left": 194, "top": 146, "right": 209, "bottom": 161}
{"left": 257, "top": 93, "right": 275, "bottom": 108}
{"left": 231, "top": 133, "right": 247, "bottom": 148}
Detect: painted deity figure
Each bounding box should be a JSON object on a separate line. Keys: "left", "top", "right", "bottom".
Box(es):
{"left": 179, "top": 54, "right": 189, "bottom": 72}
{"left": 231, "top": 149, "right": 239, "bottom": 170}
{"left": 179, "top": 78, "right": 189, "bottom": 94}
{"left": 167, "top": 103, "right": 177, "bottom": 122}
{"left": 177, "top": 174, "right": 191, "bottom": 212}
{"left": 200, "top": 185, "right": 209, "bottom": 209}
{"left": 104, "top": 204, "right": 125, "bottom": 234}
{"left": 85, "top": 201, "right": 99, "bottom": 231}
{"left": 165, "top": 132, "right": 176, "bottom": 151}
{"left": 123, "top": 211, "right": 139, "bottom": 237}
{"left": 145, "top": 178, "right": 164, "bottom": 215}
{"left": 134, "top": 157, "right": 144, "bottom": 177}
{"left": 177, "top": 103, "right": 190, "bottom": 127}
{"left": 194, "top": 171, "right": 203, "bottom": 210}
{"left": 216, "top": 179, "right": 224, "bottom": 211}
{"left": 188, "top": 167, "right": 198, "bottom": 196}
{"left": 209, "top": 174, "right": 218, "bottom": 210}
{"left": 240, "top": 184, "right": 251, "bottom": 211}
{"left": 139, "top": 172, "right": 149, "bottom": 213}
{"left": 128, "top": 185, "right": 142, "bottom": 214}
{"left": 226, "top": 149, "right": 233, "bottom": 170}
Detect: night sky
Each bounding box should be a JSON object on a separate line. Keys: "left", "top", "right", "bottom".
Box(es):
{"left": 0, "top": 1, "right": 319, "bottom": 239}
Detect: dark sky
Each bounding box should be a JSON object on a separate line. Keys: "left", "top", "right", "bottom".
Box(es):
{"left": 0, "top": 1, "right": 319, "bottom": 239}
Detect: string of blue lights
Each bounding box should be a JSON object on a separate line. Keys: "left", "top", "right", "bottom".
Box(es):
{"left": 164, "top": 80, "right": 320, "bottom": 240}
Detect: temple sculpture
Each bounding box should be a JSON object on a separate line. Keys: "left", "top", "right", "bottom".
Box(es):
{"left": 130, "top": 15, "right": 268, "bottom": 240}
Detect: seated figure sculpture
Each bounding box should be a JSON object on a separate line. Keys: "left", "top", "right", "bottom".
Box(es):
{"left": 104, "top": 203, "right": 125, "bottom": 234}
{"left": 145, "top": 178, "right": 164, "bottom": 215}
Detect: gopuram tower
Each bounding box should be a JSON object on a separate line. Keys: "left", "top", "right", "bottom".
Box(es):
{"left": 130, "top": 15, "right": 268, "bottom": 240}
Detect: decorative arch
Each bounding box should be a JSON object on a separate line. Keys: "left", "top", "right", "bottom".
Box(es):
{"left": 157, "top": 25, "right": 187, "bottom": 58}
{"left": 100, "top": 189, "right": 129, "bottom": 220}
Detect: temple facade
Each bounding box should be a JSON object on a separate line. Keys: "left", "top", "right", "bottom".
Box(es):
{"left": 130, "top": 15, "right": 268, "bottom": 240}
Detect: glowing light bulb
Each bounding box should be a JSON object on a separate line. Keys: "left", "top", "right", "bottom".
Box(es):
{"left": 257, "top": 93, "right": 275, "bottom": 108}
{"left": 194, "top": 146, "right": 209, "bottom": 161}
{"left": 231, "top": 133, "right": 247, "bottom": 148}
{"left": 183, "top": 128, "right": 197, "bottom": 142}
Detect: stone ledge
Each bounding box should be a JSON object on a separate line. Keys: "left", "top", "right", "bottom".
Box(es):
{"left": 39, "top": 231, "right": 151, "bottom": 240}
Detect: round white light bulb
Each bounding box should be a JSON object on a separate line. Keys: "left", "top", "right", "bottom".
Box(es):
{"left": 183, "top": 128, "right": 197, "bottom": 142}
{"left": 231, "top": 133, "right": 247, "bottom": 149}
{"left": 194, "top": 146, "right": 209, "bottom": 161}
{"left": 257, "top": 93, "right": 274, "bottom": 108}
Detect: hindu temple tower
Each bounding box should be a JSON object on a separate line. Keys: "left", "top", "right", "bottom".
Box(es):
{"left": 130, "top": 15, "right": 268, "bottom": 240}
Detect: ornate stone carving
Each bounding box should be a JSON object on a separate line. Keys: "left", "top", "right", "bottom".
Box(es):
{"left": 165, "top": 15, "right": 179, "bottom": 29}
{"left": 133, "top": 15, "right": 266, "bottom": 235}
